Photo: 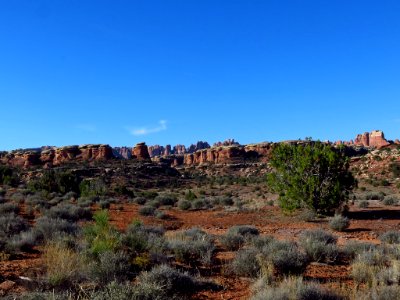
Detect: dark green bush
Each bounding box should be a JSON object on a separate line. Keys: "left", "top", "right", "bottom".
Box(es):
{"left": 267, "top": 141, "right": 355, "bottom": 214}
{"left": 0, "top": 165, "right": 19, "bottom": 186}
{"left": 29, "top": 170, "right": 81, "bottom": 195}
{"left": 79, "top": 178, "right": 107, "bottom": 197}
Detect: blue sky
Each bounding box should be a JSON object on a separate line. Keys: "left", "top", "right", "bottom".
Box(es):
{"left": 1, "top": 0, "right": 400, "bottom": 150}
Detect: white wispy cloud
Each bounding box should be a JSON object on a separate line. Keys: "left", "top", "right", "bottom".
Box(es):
{"left": 75, "top": 124, "right": 96, "bottom": 132}
{"left": 129, "top": 120, "right": 167, "bottom": 136}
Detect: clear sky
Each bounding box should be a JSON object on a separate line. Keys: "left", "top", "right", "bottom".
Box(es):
{"left": 1, "top": 0, "right": 400, "bottom": 150}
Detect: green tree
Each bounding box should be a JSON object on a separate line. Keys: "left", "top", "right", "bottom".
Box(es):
{"left": 267, "top": 141, "right": 356, "bottom": 214}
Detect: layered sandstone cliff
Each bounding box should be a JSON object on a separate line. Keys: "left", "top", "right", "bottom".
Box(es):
{"left": 354, "top": 130, "right": 390, "bottom": 148}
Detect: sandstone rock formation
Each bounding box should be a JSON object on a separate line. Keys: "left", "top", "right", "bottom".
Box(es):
{"left": 1, "top": 144, "right": 114, "bottom": 168}
{"left": 354, "top": 130, "right": 390, "bottom": 148}
{"left": 113, "top": 147, "right": 132, "bottom": 159}
{"left": 187, "top": 141, "right": 210, "bottom": 153}
{"left": 132, "top": 142, "right": 151, "bottom": 161}
{"left": 173, "top": 145, "right": 186, "bottom": 155}
{"left": 213, "top": 139, "right": 240, "bottom": 147}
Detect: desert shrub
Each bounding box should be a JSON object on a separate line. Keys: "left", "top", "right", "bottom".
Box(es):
{"left": 29, "top": 170, "right": 81, "bottom": 195}
{"left": 7, "top": 230, "right": 37, "bottom": 252}
{"left": 0, "top": 165, "right": 19, "bottom": 186}
{"left": 155, "top": 210, "right": 167, "bottom": 219}
{"left": 168, "top": 228, "right": 215, "bottom": 265}
{"left": 297, "top": 282, "right": 344, "bottom": 300}
{"left": 34, "top": 216, "right": 79, "bottom": 242}
{"left": 251, "top": 276, "right": 343, "bottom": 300}
{"left": 380, "top": 231, "right": 400, "bottom": 244}
{"left": 0, "top": 213, "right": 29, "bottom": 237}
{"left": 250, "top": 235, "right": 275, "bottom": 251}
{"left": 357, "top": 248, "right": 388, "bottom": 267}
{"left": 185, "top": 190, "right": 197, "bottom": 201}
{"left": 352, "top": 260, "right": 379, "bottom": 286}
{"left": 154, "top": 194, "right": 177, "bottom": 206}
{"left": 43, "top": 242, "right": 83, "bottom": 286}
{"left": 10, "top": 192, "right": 25, "bottom": 203}
{"left": 329, "top": 214, "right": 350, "bottom": 232}
{"left": 121, "top": 223, "right": 167, "bottom": 259}
{"left": 220, "top": 233, "right": 245, "bottom": 251}
{"left": 99, "top": 199, "right": 111, "bottom": 209}
{"left": 342, "top": 240, "right": 375, "bottom": 259}
{"left": 89, "top": 251, "right": 131, "bottom": 285}
{"left": 134, "top": 197, "right": 147, "bottom": 205}
{"left": 383, "top": 196, "right": 398, "bottom": 206}
{"left": 0, "top": 202, "right": 19, "bottom": 214}
{"left": 46, "top": 204, "right": 92, "bottom": 221}
{"left": 365, "top": 192, "right": 385, "bottom": 200}
{"left": 138, "top": 191, "right": 159, "bottom": 199}
{"left": 377, "top": 262, "right": 400, "bottom": 286}
{"left": 231, "top": 247, "right": 260, "bottom": 278}
{"left": 25, "top": 194, "right": 50, "bottom": 210}
{"left": 227, "top": 225, "right": 260, "bottom": 237}
{"left": 361, "top": 285, "right": 400, "bottom": 300}
{"left": 139, "top": 206, "right": 156, "bottom": 216}
{"left": 91, "top": 282, "right": 137, "bottom": 300}
{"left": 358, "top": 200, "right": 370, "bottom": 208}
{"left": 192, "top": 198, "right": 207, "bottom": 210}
{"left": 177, "top": 199, "right": 191, "bottom": 210}
{"left": 221, "top": 196, "right": 234, "bottom": 206}
{"left": 84, "top": 210, "right": 120, "bottom": 257}
{"left": 261, "top": 240, "right": 309, "bottom": 275}
{"left": 389, "top": 162, "right": 400, "bottom": 177}
{"left": 299, "top": 229, "right": 339, "bottom": 263}
{"left": 138, "top": 264, "right": 199, "bottom": 297}
{"left": 79, "top": 178, "right": 107, "bottom": 197}
{"left": 299, "top": 209, "right": 317, "bottom": 222}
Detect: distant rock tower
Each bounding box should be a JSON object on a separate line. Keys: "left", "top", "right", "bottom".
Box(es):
{"left": 132, "top": 142, "right": 151, "bottom": 161}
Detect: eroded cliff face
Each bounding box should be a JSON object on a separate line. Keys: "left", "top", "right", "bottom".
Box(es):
{"left": 336, "top": 130, "right": 391, "bottom": 149}
{"left": 181, "top": 143, "right": 272, "bottom": 166}
{"left": 132, "top": 143, "right": 151, "bottom": 161}
{"left": 0, "top": 144, "right": 114, "bottom": 168}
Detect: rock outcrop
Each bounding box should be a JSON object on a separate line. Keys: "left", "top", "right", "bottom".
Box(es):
{"left": 1, "top": 144, "right": 115, "bottom": 168}
{"left": 354, "top": 130, "right": 390, "bottom": 148}
{"left": 213, "top": 139, "right": 240, "bottom": 147}
{"left": 187, "top": 141, "right": 210, "bottom": 153}
{"left": 132, "top": 142, "right": 151, "bottom": 161}
{"left": 113, "top": 147, "right": 132, "bottom": 159}
{"left": 182, "top": 143, "right": 272, "bottom": 166}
